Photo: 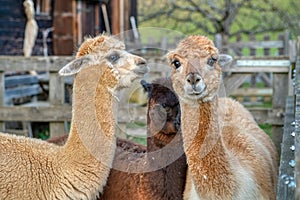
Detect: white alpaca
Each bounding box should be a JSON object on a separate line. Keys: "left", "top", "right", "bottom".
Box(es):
{"left": 167, "top": 35, "right": 278, "bottom": 200}
{"left": 0, "top": 34, "right": 148, "bottom": 199}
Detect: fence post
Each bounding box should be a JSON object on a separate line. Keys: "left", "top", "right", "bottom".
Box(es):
{"left": 263, "top": 34, "right": 270, "bottom": 56}
{"left": 272, "top": 71, "right": 289, "bottom": 155}
{"left": 49, "top": 71, "right": 66, "bottom": 138}
{"left": 295, "top": 36, "right": 300, "bottom": 199}
{"left": 283, "top": 30, "right": 290, "bottom": 56}
{"left": 0, "top": 71, "right": 5, "bottom": 132}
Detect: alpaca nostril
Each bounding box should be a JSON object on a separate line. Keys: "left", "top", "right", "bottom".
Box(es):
{"left": 186, "top": 73, "right": 201, "bottom": 85}
{"left": 137, "top": 58, "right": 147, "bottom": 66}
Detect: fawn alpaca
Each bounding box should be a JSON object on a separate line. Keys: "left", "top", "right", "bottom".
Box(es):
{"left": 167, "top": 35, "right": 278, "bottom": 200}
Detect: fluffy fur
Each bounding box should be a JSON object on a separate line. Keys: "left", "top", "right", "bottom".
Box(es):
{"left": 167, "top": 35, "right": 278, "bottom": 200}
{"left": 101, "top": 77, "right": 187, "bottom": 200}
{"left": 0, "top": 34, "right": 148, "bottom": 199}
{"left": 47, "top": 77, "right": 187, "bottom": 200}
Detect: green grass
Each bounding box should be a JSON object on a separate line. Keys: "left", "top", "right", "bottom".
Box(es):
{"left": 259, "top": 124, "right": 273, "bottom": 137}
{"left": 37, "top": 129, "right": 50, "bottom": 140}
{"left": 241, "top": 82, "right": 266, "bottom": 89}
{"left": 129, "top": 136, "right": 147, "bottom": 146}
{"left": 126, "top": 121, "right": 146, "bottom": 129}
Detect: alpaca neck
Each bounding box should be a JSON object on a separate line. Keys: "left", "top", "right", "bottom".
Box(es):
{"left": 181, "top": 97, "right": 234, "bottom": 196}
{"left": 181, "top": 99, "right": 221, "bottom": 153}
{"left": 63, "top": 67, "right": 117, "bottom": 168}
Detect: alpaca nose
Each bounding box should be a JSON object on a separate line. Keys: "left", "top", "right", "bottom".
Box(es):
{"left": 186, "top": 73, "right": 202, "bottom": 87}
{"left": 133, "top": 56, "right": 149, "bottom": 74}
{"left": 136, "top": 57, "right": 147, "bottom": 66}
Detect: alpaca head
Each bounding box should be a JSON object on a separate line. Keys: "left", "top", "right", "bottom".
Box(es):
{"left": 167, "top": 35, "right": 232, "bottom": 103}
{"left": 59, "top": 34, "right": 148, "bottom": 89}
{"left": 141, "top": 78, "right": 181, "bottom": 149}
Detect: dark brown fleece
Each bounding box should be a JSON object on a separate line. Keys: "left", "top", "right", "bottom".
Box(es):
{"left": 48, "top": 77, "right": 187, "bottom": 200}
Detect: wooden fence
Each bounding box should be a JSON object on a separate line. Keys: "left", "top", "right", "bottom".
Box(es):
{"left": 0, "top": 56, "right": 72, "bottom": 138}
{"left": 215, "top": 30, "right": 291, "bottom": 56}
{"left": 0, "top": 33, "right": 298, "bottom": 199}
{"left": 0, "top": 55, "right": 292, "bottom": 140}
{"left": 293, "top": 37, "right": 300, "bottom": 200}
{"left": 0, "top": 31, "right": 295, "bottom": 134}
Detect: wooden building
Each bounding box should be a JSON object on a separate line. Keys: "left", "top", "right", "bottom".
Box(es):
{"left": 0, "top": 0, "right": 138, "bottom": 56}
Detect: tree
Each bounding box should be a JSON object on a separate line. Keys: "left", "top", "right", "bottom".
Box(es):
{"left": 138, "top": 0, "right": 299, "bottom": 44}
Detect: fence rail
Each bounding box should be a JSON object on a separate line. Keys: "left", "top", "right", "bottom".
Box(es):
{"left": 0, "top": 33, "right": 298, "bottom": 199}
{"left": 0, "top": 55, "right": 292, "bottom": 140}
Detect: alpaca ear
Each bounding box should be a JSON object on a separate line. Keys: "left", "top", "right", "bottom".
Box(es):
{"left": 218, "top": 54, "right": 233, "bottom": 67}
{"left": 140, "top": 80, "right": 152, "bottom": 98}
{"left": 59, "top": 55, "right": 94, "bottom": 76}
{"left": 166, "top": 51, "right": 176, "bottom": 65}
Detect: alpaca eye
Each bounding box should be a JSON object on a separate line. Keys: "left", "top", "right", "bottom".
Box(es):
{"left": 207, "top": 57, "right": 217, "bottom": 67}
{"left": 108, "top": 53, "right": 120, "bottom": 62}
{"left": 171, "top": 59, "right": 181, "bottom": 69}
{"left": 162, "top": 103, "right": 171, "bottom": 113}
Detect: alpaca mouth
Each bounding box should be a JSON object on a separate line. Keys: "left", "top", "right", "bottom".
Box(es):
{"left": 187, "top": 86, "right": 206, "bottom": 96}
{"left": 189, "top": 91, "right": 202, "bottom": 95}
{"left": 185, "top": 86, "right": 207, "bottom": 100}
{"left": 133, "top": 65, "right": 149, "bottom": 76}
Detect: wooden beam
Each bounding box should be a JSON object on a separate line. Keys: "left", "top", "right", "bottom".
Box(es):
{"left": 0, "top": 106, "right": 72, "bottom": 122}
{"left": 223, "top": 66, "right": 289, "bottom": 73}
{"left": 0, "top": 56, "right": 73, "bottom": 72}
{"left": 276, "top": 97, "right": 295, "bottom": 200}
{"left": 230, "top": 88, "right": 272, "bottom": 97}
{"left": 236, "top": 60, "right": 291, "bottom": 67}
{"left": 53, "top": 0, "right": 75, "bottom": 55}
{"left": 248, "top": 107, "right": 284, "bottom": 125}
{"left": 272, "top": 72, "right": 289, "bottom": 155}
{"left": 49, "top": 71, "right": 66, "bottom": 137}
{"left": 0, "top": 71, "right": 5, "bottom": 131}
{"left": 227, "top": 40, "right": 284, "bottom": 49}
{"left": 222, "top": 74, "right": 251, "bottom": 95}
{"left": 111, "top": 0, "right": 120, "bottom": 35}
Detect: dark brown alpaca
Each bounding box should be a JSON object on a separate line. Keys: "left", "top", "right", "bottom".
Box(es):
{"left": 47, "top": 77, "right": 187, "bottom": 200}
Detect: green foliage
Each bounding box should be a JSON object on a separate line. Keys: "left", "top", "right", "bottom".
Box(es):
{"left": 259, "top": 124, "right": 273, "bottom": 138}
{"left": 129, "top": 136, "right": 147, "bottom": 146}
{"left": 138, "top": 0, "right": 299, "bottom": 38}
{"left": 37, "top": 129, "right": 50, "bottom": 140}
{"left": 126, "top": 121, "right": 146, "bottom": 129}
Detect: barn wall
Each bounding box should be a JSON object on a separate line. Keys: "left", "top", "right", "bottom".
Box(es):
{"left": 0, "top": 0, "right": 53, "bottom": 56}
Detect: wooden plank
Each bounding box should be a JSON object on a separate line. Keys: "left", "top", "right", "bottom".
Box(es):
{"left": 4, "top": 85, "right": 41, "bottom": 101}
{"left": 227, "top": 40, "right": 284, "bottom": 49}
{"left": 111, "top": 0, "right": 120, "bottom": 35}
{"left": 53, "top": 0, "right": 75, "bottom": 55}
{"left": 223, "top": 66, "right": 289, "bottom": 73}
{"left": 0, "top": 106, "right": 72, "bottom": 121}
{"left": 49, "top": 71, "right": 66, "bottom": 137}
{"left": 222, "top": 73, "right": 251, "bottom": 95}
{"left": 294, "top": 54, "right": 300, "bottom": 200}
{"left": 233, "top": 56, "right": 290, "bottom": 60}
{"left": 5, "top": 75, "right": 38, "bottom": 87}
{"left": 272, "top": 73, "right": 289, "bottom": 155}
{"left": 0, "top": 56, "right": 73, "bottom": 72}
{"left": 276, "top": 96, "right": 295, "bottom": 200}
{"left": 0, "top": 71, "right": 5, "bottom": 131}
{"left": 49, "top": 72, "right": 64, "bottom": 105}
{"left": 230, "top": 88, "right": 272, "bottom": 97}
{"left": 248, "top": 108, "right": 284, "bottom": 125}
{"left": 236, "top": 60, "right": 291, "bottom": 67}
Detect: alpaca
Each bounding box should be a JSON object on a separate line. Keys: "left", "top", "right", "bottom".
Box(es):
{"left": 167, "top": 35, "right": 278, "bottom": 200}
{"left": 47, "top": 77, "right": 187, "bottom": 200}
{"left": 0, "top": 34, "right": 148, "bottom": 200}
{"left": 100, "top": 77, "right": 187, "bottom": 200}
